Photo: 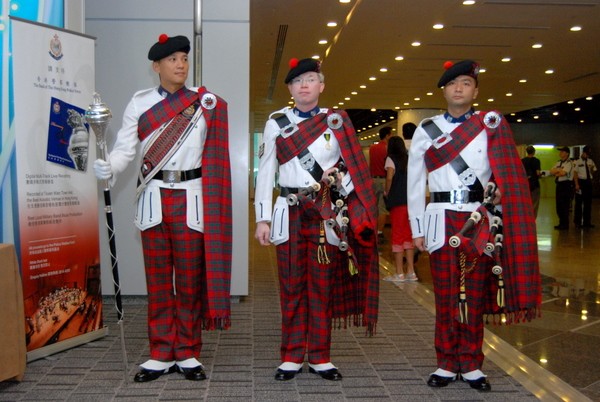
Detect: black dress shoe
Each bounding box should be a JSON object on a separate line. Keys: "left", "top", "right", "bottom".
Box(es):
{"left": 463, "top": 376, "right": 491, "bottom": 391}
{"left": 178, "top": 365, "right": 207, "bottom": 381}
{"left": 133, "top": 365, "right": 176, "bottom": 382}
{"left": 426, "top": 373, "right": 456, "bottom": 387}
{"left": 274, "top": 368, "right": 301, "bottom": 381}
{"left": 308, "top": 367, "right": 342, "bottom": 381}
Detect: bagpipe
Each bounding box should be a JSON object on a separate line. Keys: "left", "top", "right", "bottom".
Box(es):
{"left": 448, "top": 182, "right": 506, "bottom": 323}
{"left": 283, "top": 162, "right": 359, "bottom": 275}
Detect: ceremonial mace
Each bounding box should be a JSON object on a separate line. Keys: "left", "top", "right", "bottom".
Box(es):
{"left": 85, "top": 93, "right": 129, "bottom": 378}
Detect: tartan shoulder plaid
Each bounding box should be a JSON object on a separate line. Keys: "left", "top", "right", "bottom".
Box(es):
{"left": 481, "top": 111, "right": 541, "bottom": 324}
{"left": 196, "top": 86, "right": 233, "bottom": 331}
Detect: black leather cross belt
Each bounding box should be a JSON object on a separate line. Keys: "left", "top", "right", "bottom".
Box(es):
{"left": 430, "top": 190, "right": 483, "bottom": 204}
{"left": 154, "top": 167, "right": 202, "bottom": 184}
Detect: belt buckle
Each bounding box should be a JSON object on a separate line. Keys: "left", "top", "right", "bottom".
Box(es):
{"left": 450, "top": 190, "right": 466, "bottom": 204}
{"left": 163, "top": 170, "right": 182, "bottom": 184}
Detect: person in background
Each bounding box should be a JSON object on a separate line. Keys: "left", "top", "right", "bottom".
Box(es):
{"left": 254, "top": 57, "right": 379, "bottom": 382}
{"left": 402, "top": 122, "right": 417, "bottom": 150}
{"left": 382, "top": 136, "right": 417, "bottom": 283}
{"left": 521, "top": 145, "right": 542, "bottom": 218}
{"left": 93, "top": 34, "right": 232, "bottom": 383}
{"left": 407, "top": 59, "right": 541, "bottom": 392}
{"left": 550, "top": 146, "right": 574, "bottom": 230}
{"left": 369, "top": 126, "right": 393, "bottom": 243}
{"left": 573, "top": 145, "right": 597, "bottom": 228}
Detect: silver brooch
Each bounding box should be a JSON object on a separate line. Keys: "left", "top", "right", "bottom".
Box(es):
{"left": 483, "top": 111, "right": 501, "bottom": 129}
{"left": 327, "top": 113, "right": 343, "bottom": 130}
{"left": 201, "top": 93, "right": 217, "bottom": 110}
{"left": 433, "top": 132, "right": 452, "bottom": 149}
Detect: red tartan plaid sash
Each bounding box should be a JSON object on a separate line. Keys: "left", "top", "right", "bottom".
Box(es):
{"left": 275, "top": 112, "right": 329, "bottom": 164}
{"left": 138, "top": 87, "right": 199, "bottom": 141}
{"left": 424, "top": 115, "right": 485, "bottom": 173}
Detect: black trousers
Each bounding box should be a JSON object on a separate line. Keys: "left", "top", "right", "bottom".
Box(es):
{"left": 574, "top": 179, "right": 593, "bottom": 226}
{"left": 555, "top": 181, "right": 572, "bottom": 228}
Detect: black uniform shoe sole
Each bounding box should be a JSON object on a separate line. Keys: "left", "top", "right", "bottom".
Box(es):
{"left": 178, "top": 365, "right": 207, "bottom": 381}
{"left": 426, "top": 373, "right": 456, "bottom": 387}
{"left": 133, "top": 365, "right": 177, "bottom": 382}
{"left": 274, "top": 368, "right": 301, "bottom": 381}
{"left": 463, "top": 376, "right": 491, "bottom": 392}
{"left": 308, "top": 367, "right": 342, "bottom": 381}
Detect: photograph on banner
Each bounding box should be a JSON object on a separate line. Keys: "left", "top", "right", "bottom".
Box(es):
{"left": 47, "top": 97, "right": 90, "bottom": 171}
{"left": 11, "top": 18, "right": 103, "bottom": 352}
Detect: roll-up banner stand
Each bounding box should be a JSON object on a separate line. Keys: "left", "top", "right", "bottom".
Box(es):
{"left": 10, "top": 17, "right": 107, "bottom": 361}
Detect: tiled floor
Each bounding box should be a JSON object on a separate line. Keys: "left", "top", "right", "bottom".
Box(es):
{"left": 1, "top": 197, "right": 598, "bottom": 401}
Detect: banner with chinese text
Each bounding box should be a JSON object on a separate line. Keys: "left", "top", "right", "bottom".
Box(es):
{"left": 11, "top": 18, "right": 105, "bottom": 357}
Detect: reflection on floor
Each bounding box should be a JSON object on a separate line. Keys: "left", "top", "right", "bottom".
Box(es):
{"left": 379, "top": 197, "right": 600, "bottom": 401}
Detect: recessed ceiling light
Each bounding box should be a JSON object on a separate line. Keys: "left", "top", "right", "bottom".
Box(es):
{"left": 380, "top": 67, "right": 388, "bottom": 72}
{"left": 339, "top": 0, "right": 351, "bottom": 3}
{"left": 327, "top": 22, "right": 338, "bottom": 27}
{"left": 414, "top": 97, "right": 420, "bottom": 101}
{"left": 433, "top": 23, "right": 444, "bottom": 30}
{"left": 532, "top": 43, "right": 542, "bottom": 49}
{"left": 534, "top": 115, "right": 539, "bottom": 119}
{"left": 351, "top": 91, "right": 358, "bottom": 95}
{"left": 519, "top": 79, "right": 527, "bottom": 83}
{"left": 506, "top": 93, "right": 513, "bottom": 96}
{"left": 411, "top": 41, "right": 421, "bottom": 47}
{"left": 318, "top": 39, "right": 328, "bottom": 45}
{"left": 570, "top": 25, "right": 582, "bottom": 32}
{"left": 338, "top": 102, "right": 344, "bottom": 105}
{"left": 360, "top": 85, "right": 367, "bottom": 89}
{"left": 568, "top": 100, "right": 574, "bottom": 104}
{"left": 473, "top": 103, "right": 479, "bottom": 107}
{"left": 370, "top": 108, "right": 376, "bottom": 112}
{"left": 369, "top": 77, "right": 376, "bottom": 81}
{"left": 545, "top": 69, "right": 554, "bottom": 74}
{"left": 395, "top": 106, "right": 400, "bottom": 110}
{"left": 463, "top": 0, "right": 476, "bottom": 5}
{"left": 395, "top": 55, "right": 404, "bottom": 61}
{"left": 488, "top": 98, "right": 494, "bottom": 102}
{"left": 580, "top": 120, "right": 585, "bottom": 123}
{"left": 517, "top": 118, "right": 522, "bottom": 122}
{"left": 575, "top": 107, "right": 581, "bottom": 111}
{"left": 344, "top": 97, "right": 350, "bottom": 101}
{"left": 404, "top": 102, "right": 410, "bottom": 106}
{"left": 311, "top": 55, "right": 320, "bottom": 59}
{"left": 586, "top": 96, "right": 593, "bottom": 100}
{"left": 479, "top": 68, "right": 486, "bottom": 73}
{"left": 553, "top": 112, "right": 559, "bottom": 116}
{"left": 427, "top": 92, "right": 433, "bottom": 96}
{"left": 501, "top": 57, "right": 511, "bottom": 62}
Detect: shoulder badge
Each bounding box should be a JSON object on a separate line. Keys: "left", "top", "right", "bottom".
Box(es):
{"left": 483, "top": 111, "right": 501, "bottom": 129}
{"left": 201, "top": 93, "right": 217, "bottom": 110}
{"left": 327, "top": 112, "right": 343, "bottom": 130}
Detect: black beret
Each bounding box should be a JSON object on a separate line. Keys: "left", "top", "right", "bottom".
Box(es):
{"left": 437, "top": 60, "right": 480, "bottom": 88}
{"left": 284, "top": 58, "right": 321, "bottom": 84}
{"left": 583, "top": 145, "right": 591, "bottom": 153}
{"left": 148, "top": 34, "right": 190, "bottom": 61}
{"left": 556, "top": 146, "right": 570, "bottom": 153}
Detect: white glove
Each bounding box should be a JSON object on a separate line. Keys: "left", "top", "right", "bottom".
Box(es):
{"left": 93, "top": 159, "right": 113, "bottom": 180}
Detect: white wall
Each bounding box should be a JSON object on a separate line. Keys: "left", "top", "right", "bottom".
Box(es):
{"left": 85, "top": 0, "right": 249, "bottom": 296}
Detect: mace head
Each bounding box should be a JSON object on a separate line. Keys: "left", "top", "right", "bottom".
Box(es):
{"left": 85, "top": 92, "right": 112, "bottom": 136}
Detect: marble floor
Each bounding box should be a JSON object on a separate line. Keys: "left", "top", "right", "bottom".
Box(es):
{"left": 379, "top": 197, "right": 600, "bottom": 401}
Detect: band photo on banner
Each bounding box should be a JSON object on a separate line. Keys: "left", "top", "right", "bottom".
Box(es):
{"left": 9, "top": 16, "right": 106, "bottom": 358}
